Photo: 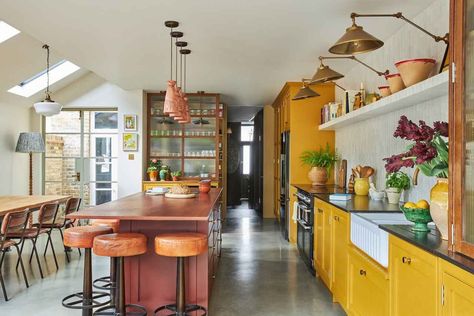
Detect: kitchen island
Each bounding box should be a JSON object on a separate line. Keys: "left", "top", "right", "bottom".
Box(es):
{"left": 67, "top": 188, "right": 223, "bottom": 314}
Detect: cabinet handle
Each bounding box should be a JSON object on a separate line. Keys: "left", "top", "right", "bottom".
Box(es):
{"left": 318, "top": 208, "right": 323, "bottom": 213}
{"left": 333, "top": 215, "right": 340, "bottom": 222}
{"left": 359, "top": 269, "right": 366, "bottom": 276}
{"left": 402, "top": 256, "right": 412, "bottom": 264}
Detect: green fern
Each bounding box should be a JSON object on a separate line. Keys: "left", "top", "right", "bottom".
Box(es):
{"left": 300, "top": 144, "right": 338, "bottom": 174}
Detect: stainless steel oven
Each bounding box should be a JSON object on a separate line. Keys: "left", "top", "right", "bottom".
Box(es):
{"left": 296, "top": 189, "right": 314, "bottom": 275}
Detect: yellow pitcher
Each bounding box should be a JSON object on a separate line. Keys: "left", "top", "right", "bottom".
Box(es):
{"left": 354, "top": 178, "right": 370, "bottom": 196}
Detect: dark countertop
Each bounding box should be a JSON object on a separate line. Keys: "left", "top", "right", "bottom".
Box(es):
{"left": 292, "top": 184, "right": 401, "bottom": 213}
{"left": 380, "top": 225, "right": 474, "bottom": 274}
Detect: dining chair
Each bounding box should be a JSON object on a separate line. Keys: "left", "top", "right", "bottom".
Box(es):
{"left": 10, "top": 203, "right": 60, "bottom": 279}
{"left": 43, "top": 197, "right": 82, "bottom": 262}
{"left": 0, "top": 209, "right": 30, "bottom": 301}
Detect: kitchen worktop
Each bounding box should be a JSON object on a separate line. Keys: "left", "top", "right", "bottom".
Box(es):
{"left": 380, "top": 225, "right": 474, "bottom": 275}
{"left": 292, "top": 184, "right": 401, "bottom": 213}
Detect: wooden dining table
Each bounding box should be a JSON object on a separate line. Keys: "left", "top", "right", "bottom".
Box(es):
{"left": 0, "top": 195, "right": 71, "bottom": 217}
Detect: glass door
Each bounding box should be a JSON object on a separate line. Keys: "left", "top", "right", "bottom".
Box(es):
{"left": 43, "top": 109, "right": 118, "bottom": 207}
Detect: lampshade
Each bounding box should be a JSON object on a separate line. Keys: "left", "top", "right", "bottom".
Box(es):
{"left": 292, "top": 86, "right": 320, "bottom": 100}
{"left": 34, "top": 98, "right": 62, "bottom": 117}
{"left": 310, "top": 65, "right": 344, "bottom": 84}
{"left": 329, "top": 24, "right": 384, "bottom": 55}
{"left": 15, "top": 132, "right": 45, "bottom": 153}
{"left": 163, "top": 80, "right": 177, "bottom": 115}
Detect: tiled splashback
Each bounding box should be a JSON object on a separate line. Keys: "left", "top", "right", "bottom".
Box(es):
{"left": 334, "top": 0, "right": 449, "bottom": 202}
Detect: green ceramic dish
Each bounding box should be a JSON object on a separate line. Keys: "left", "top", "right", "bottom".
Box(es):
{"left": 400, "top": 206, "right": 433, "bottom": 232}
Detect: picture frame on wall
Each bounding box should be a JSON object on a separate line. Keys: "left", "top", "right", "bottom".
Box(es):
{"left": 122, "top": 133, "right": 138, "bottom": 151}
{"left": 124, "top": 114, "right": 138, "bottom": 131}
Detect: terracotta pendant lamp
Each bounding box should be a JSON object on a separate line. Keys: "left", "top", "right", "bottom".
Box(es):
{"left": 178, "top": 49, "right": 192, "bottom": 124}
{"left": 292, "top": 79, "right": 320, "bottom": 100}
{"left": 169, "top": 30, "right": 184, "bottom": 118}
{"left": 174, "top": 41, "right": 188, "bottom": 122}
{"left": 163, "top": 21, "right": 179, "bottom": 115}
{"left": 329, "top": 12, "right": 448, "bottom": 55}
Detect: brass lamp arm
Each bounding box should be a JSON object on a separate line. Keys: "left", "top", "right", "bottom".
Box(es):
{"left": 351, "top": 12, "right": 449, "bottom": 44}
{"left": 319, "top": 56, "right": 389, "bottom": 76}
{"left": 334, "top": 82, "right": 346, "bottom": 91}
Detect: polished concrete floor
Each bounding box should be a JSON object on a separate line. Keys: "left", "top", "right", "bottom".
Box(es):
{"left": 0, "top": 205, "right": 344, "bottom": 315}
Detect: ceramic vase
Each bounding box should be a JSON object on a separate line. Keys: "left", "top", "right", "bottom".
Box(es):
{"left": 386, "top": 188, "right": 402, "bottom": 204}
{"left": 148, "top": 171, "right": 158, "bottom": 182}
{"left": 430, "top": 178, "right": 449, "bottom": 240}
{"left": 308, "top": 167, "right": 328, "bottom": 186}
{"left": 354, "top": 178, "right": 369, "bottom": 196}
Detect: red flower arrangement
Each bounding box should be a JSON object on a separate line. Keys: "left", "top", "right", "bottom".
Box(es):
{"left": 383, "top": 116, "right": 448, "bottom": 178}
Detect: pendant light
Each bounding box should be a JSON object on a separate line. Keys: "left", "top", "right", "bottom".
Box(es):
{"left": 169, "top": 30, "right": 184, "bottom": 119}
{"left": 34, "top": 45, "right": 62, "bottom": 116}
{"left": 193, "top": 91, "right": 210, "bottom": 125}
{"left": 292, "top": 79, "right": 320, "bottom": 100}
{"left": 163, "top": 21, "right": 179, "bottom": 116}
{"left": 178, "top": 48, "right": 191, "bottom": 124}
{"left": 174, "top": 40, "right": 189, "bottom": 122}
{"left": 329, "top": 12, "right": 448, "bottom": 55}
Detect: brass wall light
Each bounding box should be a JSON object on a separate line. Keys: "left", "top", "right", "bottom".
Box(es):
{"left": 330, "top": 12, "right": 449, "bottom": 55}
{"left": 292, "top": 79, "right": 320, "bottom": 100}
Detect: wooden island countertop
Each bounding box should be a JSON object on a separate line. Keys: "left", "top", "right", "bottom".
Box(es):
{"left": 67, "top": 188, "right": 222, "bottom": 221}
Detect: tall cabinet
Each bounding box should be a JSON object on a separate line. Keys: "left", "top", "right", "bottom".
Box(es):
{"left": 143, "top": 92, "right": 228, "bottom": 217}
{"left": 272, "top": 82, "right": 335, "bottom": 243}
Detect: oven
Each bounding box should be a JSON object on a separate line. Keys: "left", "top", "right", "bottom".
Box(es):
{"left": 296, "top": 189, "right": 314, "bottom": 275}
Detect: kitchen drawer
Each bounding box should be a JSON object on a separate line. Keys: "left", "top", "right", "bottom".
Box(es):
{"left": 347, "top": 246, "right": 389, "bottom": 316}
{"left": 389, "top": 235, "right": 438, "bottom": 316}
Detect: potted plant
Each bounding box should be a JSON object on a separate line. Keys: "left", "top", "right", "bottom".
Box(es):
{"left": 385, "top": 171, "right": 411, "bottom": 204}
{"left": 159, "top": 165, "right": 170, "bottom": 181}
{"left": 171, "top": 171, "right": 182, "bottom": 181}
{"left": 384, "top": 116, "right": 449, "bottom": 238}
{"left": 147, "top": 159, "right": 161, "bottom": 181}
{"left": 300, "top": 144, "right": 337, "bottom": 186}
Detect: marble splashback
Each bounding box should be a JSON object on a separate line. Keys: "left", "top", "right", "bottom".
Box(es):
{"left": 334, "top": 0, "right": 449, "bottom": 202}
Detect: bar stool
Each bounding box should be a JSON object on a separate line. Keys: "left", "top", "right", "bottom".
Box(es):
{"left": 62, "top": 226, "right": 113, "bottom": 316}
{"left": 93, "top": 233, "right": 147, "bottom": 316}
{"left": 154, "top": 233, "right": 208, "bottom": 316}
{"left": 91, "top": 220, "right": 120, "bottom": 304}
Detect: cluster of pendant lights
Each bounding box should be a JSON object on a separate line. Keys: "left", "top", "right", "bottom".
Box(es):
{"left": 293, "top": 12, "right": 449, "bottom": 101}
{"left": 163, "top": 20, "right": 192, "bottom": 123}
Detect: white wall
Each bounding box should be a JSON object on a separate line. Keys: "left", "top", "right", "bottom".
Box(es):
{"left": 46, "top": 72, "right": 144, "bottom": 198}
{"left": 334, "top": 0, "right": 449, "bottom": 202}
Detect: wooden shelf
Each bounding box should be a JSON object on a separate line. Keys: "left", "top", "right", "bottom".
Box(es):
{"left": 150, "top": 135, "right": 216, "bottom": 138}
{"left": 319, "top": 72, "right": 449, "bottom": 131}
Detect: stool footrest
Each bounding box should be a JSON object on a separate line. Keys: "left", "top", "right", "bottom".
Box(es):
{"left": 154, "top": 303, "right": 207, "bottom": 316}
{"left": 62, "top": 291, "right": 110, "bottom": 310}
{"left": 94, "top": 304, "right": 147, "bottom": 316}
{"left": 93, "top": 276, "right": 113, "bottom": 290}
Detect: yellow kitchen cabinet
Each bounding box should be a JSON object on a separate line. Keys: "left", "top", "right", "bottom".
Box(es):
{"left": 314, "top": 198, "right": 332, "bottom": 289}
{"left": 332, "top": 207, "right": 349, "bottom": 310}
{"left": 389, "top": 235, "right": 438, "bottom": 316}
{"left": 439, "top": 259, "right": 474, "bottom": 316}
{"left": 347, "top": 246, "right": 389, "bottom": 316}
{"left": 142, "top": 180, "right": 218, "bottom": 192}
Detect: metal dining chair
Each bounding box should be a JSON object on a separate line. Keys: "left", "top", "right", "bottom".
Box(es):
{"left": 0, "top": 209, "right": 30, "bottom": 301}
{"left": 10, "top": 203, "right": 60, "bottom": 279}
{"left": 43, "top": 197, "right": 82, "bottom": 262}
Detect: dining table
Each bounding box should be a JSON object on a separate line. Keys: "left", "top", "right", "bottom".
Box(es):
{"left": 0, "top": 195, "right": 71, "bottom": 217}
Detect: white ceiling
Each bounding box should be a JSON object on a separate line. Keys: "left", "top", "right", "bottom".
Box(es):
{"left": 0, "top": 0, "right": 435, "bottom": 107}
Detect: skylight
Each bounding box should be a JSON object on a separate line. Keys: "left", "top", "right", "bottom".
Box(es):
{"left": 8, "top": 60, "right": 80, "bottom": 97}
{"left": 0, "top": 21, "right": 20, "bottom": 44}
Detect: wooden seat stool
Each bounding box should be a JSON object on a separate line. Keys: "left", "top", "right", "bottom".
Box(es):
{"left": 91, "top": 219, "right": 120, "bottom": 301}
{"left": 62, "top": 226, "right": 113, "bottom": 316}
{"left": 93, "top": 233, "right": 148, "bottom": 316}
{"left": 154, "top": 232, "right": 208, "bottom": 316}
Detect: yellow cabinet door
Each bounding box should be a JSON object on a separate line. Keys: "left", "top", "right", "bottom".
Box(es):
{"left": 322, "top": 206, "right": 332, "bottom": 288}
{"left": 389, "top": 236, "right": 438, "bottom": 316}
{"left": 440, "top": 259, "right": 474, "bottom": 316}
{"left": 314, "top": 199, "right": 324, "bottom": 273}
{"left": 332, "top": 207, "right": 349, "bottom": 310}
{"left": 314, "top": 199, "right": 332, "bottom": 289}
{"left": 347, "top": 247, "right": 389, "bottom": 316}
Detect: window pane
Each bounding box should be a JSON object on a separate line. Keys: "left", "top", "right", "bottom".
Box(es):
{"left": 243, "top": 145, "right": 251, "bottom": 175}
{"left": 241, "top": 125, "right": 254, "bottom": 142}
{"left": 45, "top": 111, "right": 81, "bottom": 133}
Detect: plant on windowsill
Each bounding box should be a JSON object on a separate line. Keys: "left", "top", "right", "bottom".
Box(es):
{"left": 300, "top": 143, "right": 337, "bottom": 186}
{"left": 171, "top": 171, "right": 182, "bottom": 181}
{"left": 385, "top": 171, "right": 411, "bottom": 204}
{"left": 147, "top": 159, "right": 162, "bottom": 181}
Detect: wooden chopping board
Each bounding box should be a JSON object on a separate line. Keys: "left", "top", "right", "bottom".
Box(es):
{"left": 164, "top": 193, "right": 197, "bottom": 199}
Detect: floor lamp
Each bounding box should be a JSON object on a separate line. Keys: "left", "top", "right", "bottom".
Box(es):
{"left": 15, "top": 132, "right": 45, "bottom": 195}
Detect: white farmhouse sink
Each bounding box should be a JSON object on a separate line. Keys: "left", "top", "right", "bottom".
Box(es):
{"left": 350, "top": 212, "right": 411, "bottom": 268}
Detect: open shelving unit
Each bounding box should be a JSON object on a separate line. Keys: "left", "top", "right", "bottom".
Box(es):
{"left": 319, "top": 71, "right": 449, "bottom": 131}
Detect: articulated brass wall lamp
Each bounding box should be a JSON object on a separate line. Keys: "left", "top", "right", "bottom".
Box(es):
{"left": 330, "top": 12, "right": 449, "bottom": 55}
{"left": 292, "top": 79, "right": 320, "bottom": 100}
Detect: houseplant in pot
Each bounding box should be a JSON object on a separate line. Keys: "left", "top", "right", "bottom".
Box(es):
{"left": 384, "top": 116, "right": 449, "bottom": 239}
{"left": 147, "top": 159, "right": 161, "bottom": 181}
{"left": 385, "top": 171, "right": 411, "bottom": 204}
{"left": 171, "top": 171, "right": 182, "bottom": 181}
{"left": 300, "top": 144, "right": 337, "bottom": 186}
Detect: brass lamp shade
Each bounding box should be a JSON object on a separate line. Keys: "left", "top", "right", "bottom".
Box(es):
{"left": 329, "top": 24, "right": 384, "bottom": 55}
{"left": 292, "top": 86, "right": 320, "bottom": 100}
{"left": 310, "top": 65, "right": 344, "bottom": 84}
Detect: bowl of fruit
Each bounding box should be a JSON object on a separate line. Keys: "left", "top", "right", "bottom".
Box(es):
{"left": 400, "top": 200, "right": 433, "bottom": 232}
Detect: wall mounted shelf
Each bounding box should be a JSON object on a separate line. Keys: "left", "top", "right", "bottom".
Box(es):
{"left": 319, "top": 71, "right": 449, "bottom": 131}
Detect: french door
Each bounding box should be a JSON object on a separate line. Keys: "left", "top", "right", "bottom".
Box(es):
{"left": 43, "top": 109, "right": 118, "bottom": 207}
